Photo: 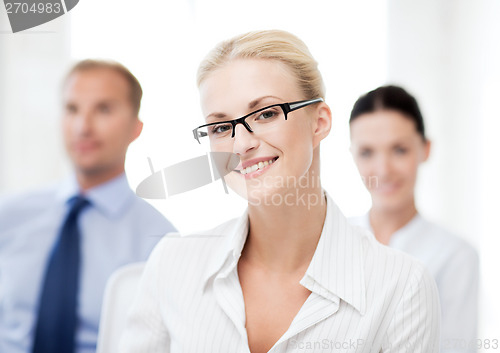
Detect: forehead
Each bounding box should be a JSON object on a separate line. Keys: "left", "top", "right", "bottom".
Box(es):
{"left": 63, "top": 68, "right": 130, "bottom": 102}
{"left": 350, "top": 110, "right": 419, "bottom": 145}
{"left": 199, "top": 58, "right": 301, "bottom": 116}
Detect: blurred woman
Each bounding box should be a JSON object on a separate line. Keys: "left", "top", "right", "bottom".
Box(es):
{"left": 349, "top": 85, "right": 479, "bottom": 353}
{"left": 120, "top": 33, "right": 440, "bottom": 353}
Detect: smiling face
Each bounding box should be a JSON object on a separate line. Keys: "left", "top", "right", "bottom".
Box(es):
{"left": 199, "top": 58, "right": 328, "bottom": 203}
{"left": 350, "top": 109, "right": 430, "bottom": 213}
{"left": 62, "top": 68, "right": 143, "bottom": 180}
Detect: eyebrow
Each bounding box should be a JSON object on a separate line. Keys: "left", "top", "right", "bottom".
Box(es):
{"left": 65, "top": 97, "right": 118, "bottom": 104}
{"left": 248, "top": 95, "right": 283, "bottom": 109}
{"left": 205, "top": 95, "right": 284, "bottom": 122}
{"left": 95, "top": 99, "right": 118, "bottom": 107}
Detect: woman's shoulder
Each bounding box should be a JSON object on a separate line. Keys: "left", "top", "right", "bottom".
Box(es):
{"left": 140, "top": 216, "right": 245, "bottom": 298}
{"left": 357, "top": 224, "right": 428, "bottom": 271}
{"left": 155, "top": 216, "right": 240, "bottom": 254}
{"left": 145, "top": 215, "right": 244, "bottom": 278}
{"left": 422, "top": 216, "right": 474, "bottom": 242}
{"left": 413, "top": 216, "right": 479, "bottom": 263}
{"left": 340, "top": 223, "right": 440, "bottom": 330}
{"left": 325, "top": 198, "right": 431, "bottom": 290}
{"left": 352, "top": 224, "right": 439, "bottom": 300}
{"left": 416, "top": 218, "right": 479, "bottom": 279}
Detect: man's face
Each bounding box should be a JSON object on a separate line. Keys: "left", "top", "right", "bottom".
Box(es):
{"left": 62, "top": 68, "right": 142, "bottom": 177}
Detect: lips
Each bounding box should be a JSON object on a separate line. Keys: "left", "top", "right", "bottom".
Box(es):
{"left": 235, "top": 156, "right": 279, "bottom": 175}
{"left": 374, "top": 182, "right": 401, "bottom": 194}
{"left": 73, "top": 141, "right": 100, "bottom": 153}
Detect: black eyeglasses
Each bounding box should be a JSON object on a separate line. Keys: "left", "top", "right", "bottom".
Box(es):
{"left": 193, "top": 98, "right": 323, "bottom": 146}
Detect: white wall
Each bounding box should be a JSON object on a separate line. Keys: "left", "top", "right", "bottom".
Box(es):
{"left": 387, "top": 0, "right": 482, "bottom": 244}
{"left": 0, "top": 12, "right": 72, "bottom": 194}
{"left": 476, "top": 0, "right": 500, "bottom": 342}
{"left": 386, "top": 0, "right": 500, "bottom": 343}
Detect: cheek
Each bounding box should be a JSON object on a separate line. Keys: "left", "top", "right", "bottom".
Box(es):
{"left": 280, "top": 126, "right": 314, "bottom": 171}
{"left": 61, "top": 119, "right": 73, "bottom": 142}
{"left": 355, "top": 162, "right": 376, "bottom": 190}
{"left": 395, "top": 154, "right": 420, "bottom": 184}
{"left": 405, "top": 162, "right": 420, "bottom": 184}
{"left": 97, "top": 116, "right": 130, "bottom": 141}
{"left": 353, "top": 157, "right": 373, "bottom": 177}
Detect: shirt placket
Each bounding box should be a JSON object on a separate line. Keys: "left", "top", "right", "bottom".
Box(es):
{"left": 213, "top": 258, "right": 251, "bottom": 353}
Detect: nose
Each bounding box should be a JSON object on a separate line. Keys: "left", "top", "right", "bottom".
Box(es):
{"left": 374, "top": 154, "right": 393, "bottom": 179}
{"left": 232, "top": 123, "right": 259, "bottom": 155}
{"left": 73, "top": 112, "right": 93, "bottom": 136}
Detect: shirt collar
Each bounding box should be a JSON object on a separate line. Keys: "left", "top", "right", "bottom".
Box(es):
{"left": 202, "top": 192, "right": 367, "bottom": 315}
{"left": 302, "top": 192, "right": 366, "bottom": 314}
{"left": 389, "top": 213, "right": 423, "bottom": 246}
{"left": 359, "top": 212, "right": 373, "bottom": 232}
{"left": 202, "top": 209, "right": 249, "bottom": 283}
{"left": 55, "top": 173, "right": 135, "bottom": 217}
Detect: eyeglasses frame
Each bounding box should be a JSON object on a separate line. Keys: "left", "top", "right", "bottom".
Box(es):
{"left": 193, "top": 97, "right": 324, "bottom": 144}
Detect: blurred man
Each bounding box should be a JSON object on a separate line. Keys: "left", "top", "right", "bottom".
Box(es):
{"left": 0, "top": 60, "right": 176, "bottom": 353}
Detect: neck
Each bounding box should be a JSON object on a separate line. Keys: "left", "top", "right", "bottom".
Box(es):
{"left": 76, "top": 166, "right": 125, "bottom": 192}
{"left": 369, "top": 200, "right": 417, "bottom": 245}
{"left": 243, "top": 184, "right": 326, "bottom": 273}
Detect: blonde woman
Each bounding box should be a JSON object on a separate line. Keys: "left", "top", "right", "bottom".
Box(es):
{"left": 121, "top": 31, "right": 440, "bottom": 353}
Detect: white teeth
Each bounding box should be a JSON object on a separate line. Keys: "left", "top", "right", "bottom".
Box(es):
{"left": 240, "top": 158, "right": 276, "bottom": 175}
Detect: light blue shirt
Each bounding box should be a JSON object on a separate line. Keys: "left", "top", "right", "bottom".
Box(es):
{"left": 0, "top": 173, "right": 176, "bottom": 353}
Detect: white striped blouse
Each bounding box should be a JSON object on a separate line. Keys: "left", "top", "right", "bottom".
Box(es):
{"left": 120, "top": 193, "right": 440, "bottom": 352}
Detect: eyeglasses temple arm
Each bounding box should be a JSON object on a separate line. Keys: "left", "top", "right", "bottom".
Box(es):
{"left": 193, "top": 129, "right": 207, "bottom": 144}
{"left": 287, "top": 98, "right": 324, "bottom": 112}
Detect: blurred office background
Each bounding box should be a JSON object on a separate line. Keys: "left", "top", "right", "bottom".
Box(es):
{"left": 1, "top": 0, "right": 499, "bottom": 346}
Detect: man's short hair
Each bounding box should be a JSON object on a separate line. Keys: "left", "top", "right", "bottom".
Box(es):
{"left": 64, "top": 59, "right": 143, "bottom": 117}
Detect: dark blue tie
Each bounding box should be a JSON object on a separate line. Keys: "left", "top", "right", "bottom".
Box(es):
{"left": 32, "top": 195, "right": 90, "bottom": 353}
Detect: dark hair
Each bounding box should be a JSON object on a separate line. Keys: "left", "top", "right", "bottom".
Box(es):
{"left": 64, "top": 59, "right": 143, "bottom": 117}
{"left": 349, "top": 85, "right": 426, "bottom": 140}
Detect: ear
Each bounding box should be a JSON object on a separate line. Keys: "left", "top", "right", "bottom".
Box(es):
{"left": 422, "top": 138, "right": 431, "bottom": 162}
{"left": 130, "top": 118, "right": 144, "bottom": 142}
{"left": 312, "top": 102, "right": 332, "bottom": 149}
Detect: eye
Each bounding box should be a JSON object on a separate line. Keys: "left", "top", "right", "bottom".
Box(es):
{"left": 394, "top": 146, "right": 408, "bottom": 155}
{"left": 97, "top": 103, "right": 111, "bottom": 114}
{"left": 359, "top": 149, "right": 373, "bottom": 158}
{"left": 255, "top": 108, "right": 280, "bottom": 121}
{"left": 210, "top": 123, "right": 232, "bottom": 135}
{"left": 65, "top": 104, "right": 77, "bottom": 115}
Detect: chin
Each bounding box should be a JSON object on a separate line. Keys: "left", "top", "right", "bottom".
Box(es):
{"left": 75, "top": 163, "right": 109, "bottom": 177}
{"left": 225, "top": 171, "right": 283, "bottom": 205}
{"left": 246, "top": 187, "right": 280, "bottom": 205}
{"left": 373, "top": 195, "right": 408, "bottom": 213}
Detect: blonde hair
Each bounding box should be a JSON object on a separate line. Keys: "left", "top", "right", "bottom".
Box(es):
{"left": 197, "top": 30, "right": 325, "bottom": 100}
{"left": 64, "top": 59, "right": 143, "bottom": 117}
